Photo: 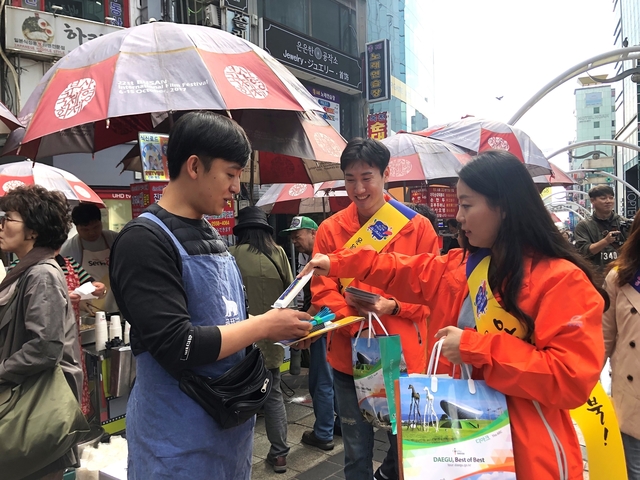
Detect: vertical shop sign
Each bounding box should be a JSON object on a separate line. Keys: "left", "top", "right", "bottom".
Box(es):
{"left": 130, "top": 182, "right": 166, "bottom": 218}
{"left": 427, "top": 186, "right": 458, "bottom": 218}
{"left": 365, "top": 39, "right": 390, "bottom": 103}
{"left": 107, "top": 0, "right": 128, "bottom": 27}
{"left": 206, "top": 199, "right": 235, "bottom": 235}
{"left": 308, "top": 87, "right": 340, "bottom": 133}
{"left": 367, "top": 112, "right": 389, "bottom": 140}
{"left": 139, "top": 132, "right": 169, "bottom": 181}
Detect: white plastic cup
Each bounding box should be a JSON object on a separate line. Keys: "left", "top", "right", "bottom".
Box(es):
{"left": 123, "top": 321, "right": 131, "bottom": 345}
{"left": 109, "top": 315, "right": 122, "bottom": 340}
{"left": 94, "top": 311, "right": 108, "bottom": 352}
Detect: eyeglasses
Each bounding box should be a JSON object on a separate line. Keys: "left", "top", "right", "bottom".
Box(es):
{"left": 0, "top": 211, "right": 24, "bottom": 229}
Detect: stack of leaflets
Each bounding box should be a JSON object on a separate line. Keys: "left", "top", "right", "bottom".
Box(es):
{"left": 345, "top": 286, "right": 380, "bottom": 304}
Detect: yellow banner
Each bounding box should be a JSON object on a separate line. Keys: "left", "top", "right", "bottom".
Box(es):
{"left": 466, "top": 250, "right": 626, "bottom": 479}
{"left": 340, "top": 200, "right": 414, "bottom": 290}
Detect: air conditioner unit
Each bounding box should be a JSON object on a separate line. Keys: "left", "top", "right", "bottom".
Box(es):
{"left": 204, "top": 4, "right": 220, "bottom": 27}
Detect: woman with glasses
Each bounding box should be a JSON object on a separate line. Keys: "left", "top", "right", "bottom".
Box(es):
{"left": 0, "top": 185, "right": 82, "bottom": 480}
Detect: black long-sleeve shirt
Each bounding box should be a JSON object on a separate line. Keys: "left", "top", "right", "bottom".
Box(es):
{"left": 110, "top": 204, "right": 223, "bottom": 377}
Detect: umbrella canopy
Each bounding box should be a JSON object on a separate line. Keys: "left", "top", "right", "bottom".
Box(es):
{"left": 5, "top": 22, "right": 344, "bottom": 164}
{"left": 0, "top": 160, "right": 103, "bottom": 205}
{"left": 256, "top": 182, "right": 351, "bottom": 215}
{"left": 0, "top": 102, "right": 22, "bottom": 134}
{"left": 416, "top": 117, "right": 551, "bottom": 177}
{"left": 381, "top": 133, "right": 473, "bottom": 186}
{"left": 533, "top": 162, "right": 576, "bottom": 188}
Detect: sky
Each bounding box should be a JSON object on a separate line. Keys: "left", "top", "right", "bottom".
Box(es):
{"left": 421, "top": 0, "right": 617, "bottom": 171}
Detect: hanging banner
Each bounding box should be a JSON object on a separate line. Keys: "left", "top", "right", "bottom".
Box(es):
{"left": 308, "top": 87, "right": 340, "bottom": 133}
{"left": 206, "top": 199, "right": 235, "bottom": 235}
{"left": 365, "top": 39, "right": 390, "bottom": 103}
{"left": 139, "top": 132, "right": 169, "bottom": 181}
{"left": 427, "top": 186, "right": 457, "bottom": 218}
{"left": 367, "top": 112, "right": 389, "bottom": 140}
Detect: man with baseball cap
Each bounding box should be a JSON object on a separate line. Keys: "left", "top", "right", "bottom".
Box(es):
{"left": 281, "top": 216, "right": 340, "bottom": 451}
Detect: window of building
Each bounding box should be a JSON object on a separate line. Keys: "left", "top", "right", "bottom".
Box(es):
{"left": 594, "top": 121, "right": 600, "bottom": 128}
{"left": 594, "top": 107, "right": 600, "bottom": 114}
{"left": 45, "top": 0, "right": 105, "bottom": 23}
{"left": 264, "top": 0, "right": 309, "bottom": 34}
{"left": 594, "top": 135, "right": 600, "bottom": 140}
{"left": 612, "top": 120, "right": 616, "bottom": 127}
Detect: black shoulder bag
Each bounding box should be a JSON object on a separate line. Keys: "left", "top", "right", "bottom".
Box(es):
{"left": 137, "top": 217, "right": 273, "bottom": 430}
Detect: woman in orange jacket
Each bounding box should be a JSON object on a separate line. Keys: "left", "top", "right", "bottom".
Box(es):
{"left": 301, "top": 151, "right": 607, "bottom": 480}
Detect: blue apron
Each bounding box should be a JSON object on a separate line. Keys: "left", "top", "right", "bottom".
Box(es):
{"left": 127, "top": 213, "right": 252, "bottom": 480}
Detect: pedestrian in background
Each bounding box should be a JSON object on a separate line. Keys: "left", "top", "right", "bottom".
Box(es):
{"left": 603, "top": 214, "right": 640, "bottom": 480}
{"left": 0, "top": 185, "right": 82, "bottom": 480}
{"left": 230, "top": 206, "right": 293, "bottom": 474}
{"left": 280, "top": 216, "right": 341, "bottom": 451}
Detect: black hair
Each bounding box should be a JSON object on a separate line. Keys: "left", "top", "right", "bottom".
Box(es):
{"left": 166, "top": 111, "right": 252, "bottom": 179}
{"left": 71, "top": 203, "right": 101, "bottom": 226}
{"left": 0, "top": 185, "right": 71, "bottom": 249}
{"left": 340, "top": 137, "right": 390, "bottom": 175}
{"left": 588, "top": 185, "right": 614, "bottom": 199}
{"left": 612, "top": 214, "right": 640, "bottom": 287}
{"left": 446, "top": 218, "right": 458, "bottom": 228}
{"left": 408, "top": 203, "right": 438, "bottom": 231}
{"left": 235, "top": 227, "right": 276, "bottom": 256}
{"left": 458, "top": 150, "right": 608, "bottom": 341}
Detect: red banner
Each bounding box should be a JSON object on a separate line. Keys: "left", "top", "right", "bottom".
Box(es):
{"left": 427, "top": 186, "right": 458, "bottom": 219}
{"left": 367, "top": 112, "right": 389, "bottom": 140}
{"left": 130, "top": 182, "right": 166, "bottom": 218}
{"left": 206, "top": 199, "right": 235, "bottom": 236}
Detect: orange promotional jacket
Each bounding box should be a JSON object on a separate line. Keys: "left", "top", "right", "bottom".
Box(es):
{"left": 327, "top": 247, "right": 605, "bottom": 480}
{"left": 311, "top": 200, "right": 439, "bottom": 375}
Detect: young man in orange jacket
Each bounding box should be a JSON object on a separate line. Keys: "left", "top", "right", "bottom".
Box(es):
{"left": 311, "top": 137, "right": 439, "bottom": 480}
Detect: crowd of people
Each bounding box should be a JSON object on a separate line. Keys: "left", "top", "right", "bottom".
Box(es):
{"left": 0, "top": 110, "right": 638, "bottom": 480}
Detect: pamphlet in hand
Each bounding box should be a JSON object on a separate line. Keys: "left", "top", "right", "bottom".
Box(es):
{"left": 276, "top": 315, "right": 364, "bottom": 347}
{"left": 72, "top": 282, "right": 97, "bottom": 300}
{"left": 272, "top": 272, "right": 313, "bottom": 309}
{"left": 345, "top": 286, "right": 380, "bottom": 304}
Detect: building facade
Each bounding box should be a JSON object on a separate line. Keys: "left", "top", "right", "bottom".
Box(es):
{"left": 366, "top": 0, "right": 432, "bottom": 134}
{"left": 612, "top": 0, "right": 640, "bottom": 218}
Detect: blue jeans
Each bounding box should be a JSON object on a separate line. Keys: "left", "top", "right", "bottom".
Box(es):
{"left": 623, "top": 432, "right": 640, "bottom": 480}
{"left": 333, "top": 369, "right": 398, "bottom": 480}
{"left": 308, "top": 336, "right": 337, "bottom": 442}
{"left": 264, "top": 369, "right": 290, "bottom": 458}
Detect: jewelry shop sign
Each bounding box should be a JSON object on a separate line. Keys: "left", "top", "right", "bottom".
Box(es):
{"left": 5, "top": 6, "right": 122, "bottom": 59}
{"left": 262, "top": 19, "right": 362, "bottom": 91}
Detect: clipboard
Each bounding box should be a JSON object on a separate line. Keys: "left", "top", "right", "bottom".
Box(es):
{"left": 276, "top": 315, "right": 364, "bottom": 347}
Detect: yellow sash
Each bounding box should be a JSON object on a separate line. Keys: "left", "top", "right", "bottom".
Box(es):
{"left": 339, "top": 199, "right": 416, "bottom": 290}
{"left": 466, "top": 249, "right": 627, "bottom": 480}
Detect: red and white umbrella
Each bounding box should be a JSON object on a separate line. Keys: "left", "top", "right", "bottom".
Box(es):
{"left": 256, "top": 182, "right": 351, "bottom": 215}
{"left": 0, "top": 102, "right": 22, "bottom": 134}
{"left": 5, "top": 22, "right": 347, "bottom": 171}
{"left": 381, "top": 133, "right": 473, "bottom": 186}
{"left": 533, "top": 162, "right": 576, "bottom": 188}
{"left": 0, "top": 161, "right": 103, "bottom": 205}
{"left": 416, "top": 117, "right": 551, "bottom": 177}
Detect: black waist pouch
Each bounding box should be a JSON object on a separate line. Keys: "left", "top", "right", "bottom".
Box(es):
{"left": 178, "top": 346, "right": 273, "bottom": 429}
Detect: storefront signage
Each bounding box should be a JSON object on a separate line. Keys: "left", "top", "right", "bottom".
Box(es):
{"left": 131, "top": 182, "right": 166, "bottom": 218}
{"left": 226, "top": 9, "right": 249, "bottom": 39}
{"left": 367, "top": 112, "right": 389, "bottom": 140}
{"left": 365, "top": 39, "right": 390, "bottom": 103}
{"left": 223, "top": 0, "right": 247, "bottom": 13}
{"left": 308, "top": 87, "right": 340, "bottom": 133}
{"left": 263, "top": 19, "right": 362, "bottom": 91}
{"left": 427, "top": 186, "right": 458, "bottom": 218}
{"left": 206, "top": 199, "right": 235, "bottom": 235}
{"left": 108, "top": 0, "right": 127, "bottom": 27}
{"left": 5, "top": 6, "right": 122, "bottom": 59}
{"left": 139, "top": 132, "right": 169, "bottom": 181}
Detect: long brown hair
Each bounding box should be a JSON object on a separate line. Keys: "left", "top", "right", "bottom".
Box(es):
{"left": 612, "top": 215, "right": 640, "bottom": 287}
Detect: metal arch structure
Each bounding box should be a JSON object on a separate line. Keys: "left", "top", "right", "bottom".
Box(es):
{"left": 542, "top": 190, "right": 590, "bottom": 203}
{"left": 546, "top": 203, "right": 586, "bottom": 220}
{"left": 546, "top": 140, "right": 640, "bottom": 161}
{"left": 545, "top": 199, "right": 591, "bottom": 215}
{"left": 566, "top": 168, "right": 640, "bottom": 197}
{"left": 509, "top": 46, "right": 640, "bottom": 125}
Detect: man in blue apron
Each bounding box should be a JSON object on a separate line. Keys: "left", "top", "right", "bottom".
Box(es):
{"left": 110, "top": 112, "right": 312, "bottom": 480}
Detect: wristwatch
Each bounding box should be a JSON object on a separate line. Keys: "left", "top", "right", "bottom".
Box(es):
{"left": 390, "top": 298, "right": 400, "bottom": 316}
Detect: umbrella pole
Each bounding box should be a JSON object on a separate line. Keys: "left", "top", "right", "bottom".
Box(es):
{"left": 249, "top": 151, "right": 256, "bottom": 205}
{"left": 323, "top": 193, "right": 327, "bottom": 219}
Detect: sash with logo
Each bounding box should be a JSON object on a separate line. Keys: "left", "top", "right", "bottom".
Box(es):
{"left": 466, "top": 249, "right": 627, "bottom": 480}
{"left": 339, "top": 199, "right": 416, "bottom": 291}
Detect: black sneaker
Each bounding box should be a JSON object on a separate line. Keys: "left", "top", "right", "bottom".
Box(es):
{"left": 266, "top": 454, "right": 287, "bottom": 474}
{"left": 301, "top": 430, "right": 334, "bottom": 451}
{"left": 374, "top": 467, "right": 397, "bottom": 480}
